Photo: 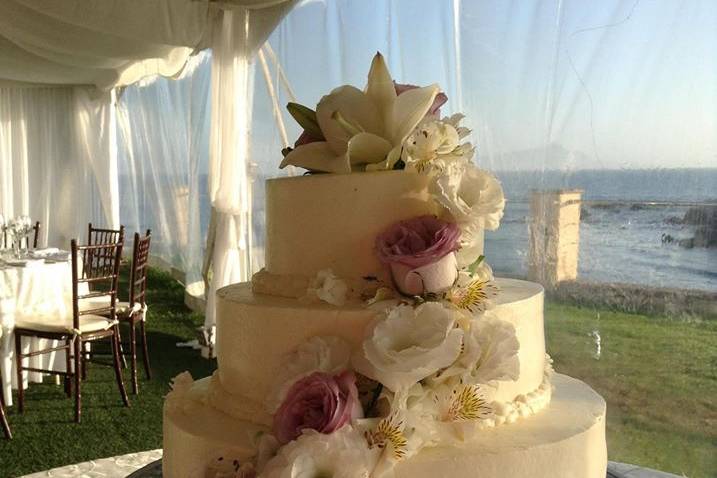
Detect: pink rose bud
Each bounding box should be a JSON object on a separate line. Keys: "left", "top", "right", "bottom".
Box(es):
{"left": 376, "top": 215, "right": 461, "bottom": 296}
{"left": 394, "top": 82, "right": 448, "bottom": 117}
{"left": 273, "top": 371, "right": 363, "bottom": 445}
{"left": 389, "top": 253, "right": 459, "bottom": 296}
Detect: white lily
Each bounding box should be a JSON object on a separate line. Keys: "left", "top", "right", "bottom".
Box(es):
{"left": 280, "top": 53, "right": 440, "bottom": 174}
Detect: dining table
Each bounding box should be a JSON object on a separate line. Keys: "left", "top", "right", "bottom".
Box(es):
{"left": 0, "top": 248, "right": 84, "bottom": 406}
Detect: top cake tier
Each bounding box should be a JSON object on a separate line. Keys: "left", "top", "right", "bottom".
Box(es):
{"left": 265, "top": 170, "right": 484, "bottom": 282}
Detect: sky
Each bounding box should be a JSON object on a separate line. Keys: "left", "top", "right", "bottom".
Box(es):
{"left": 256, "top": 0, "right": 716, "bottom": 171}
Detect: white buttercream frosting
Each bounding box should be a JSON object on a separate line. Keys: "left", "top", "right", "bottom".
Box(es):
{"left": 217, "top": 279, "right": 545, "bottom": 409}
{"left": 264, "top": 171, "right": 484, "bottom": 283}
{"left": 163, "top": 374, "right": 606, "bottom": 478}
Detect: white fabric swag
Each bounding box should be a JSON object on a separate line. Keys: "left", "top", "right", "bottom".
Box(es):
{"left": 0, "top": 0, "right": 211, "bottom": 89}
{"left": 0, "top": 86, "right": 117, "bottom": 246}
{"left": 204, "top": 2, "right": 295, "bottom": 337}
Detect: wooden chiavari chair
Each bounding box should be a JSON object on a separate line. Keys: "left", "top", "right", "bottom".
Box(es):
{"left": 108, "top": 230, "right": 152, "bottom": 394}
{"left": 14, "top": 239, "right": 130, "bottom": 423}
{"left": 0, "top": 329, "right": 11, "bottom": 439}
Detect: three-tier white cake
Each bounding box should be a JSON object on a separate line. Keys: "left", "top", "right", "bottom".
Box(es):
{"left": 162, "top": 53, "right": 607, "bottom": 478}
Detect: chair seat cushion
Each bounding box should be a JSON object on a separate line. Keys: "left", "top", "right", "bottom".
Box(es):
{"left": 15, "top": 314, "right": 117, "bottom": 335}
{"left": 80, "top": 298, "right": 142, "bottom": 317}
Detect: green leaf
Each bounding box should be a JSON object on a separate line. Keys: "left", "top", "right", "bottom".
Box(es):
{"left": 467, "top": 255, "right": 485, "bottom": 275}
{"left": 286, "top": 102, "right": 324, "bottom": 139}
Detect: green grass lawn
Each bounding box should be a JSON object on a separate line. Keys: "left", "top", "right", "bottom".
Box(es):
{"left": 1, "top": 269, "right": 715, "bottom": 477}
{"left": 546, "top": 302, "right": 717, "bottom": 478}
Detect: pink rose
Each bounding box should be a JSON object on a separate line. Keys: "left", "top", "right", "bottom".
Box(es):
{"left": 394, "top": 82, "right": 448, "bottom": 117}
{"left": 376, "top": 215, "right": 461, "bottom": 296}
{"left": 273, "top": 371, "right": 363, "bottom": 445}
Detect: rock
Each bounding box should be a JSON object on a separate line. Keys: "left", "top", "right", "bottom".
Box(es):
{"left": 693, "top": 226, "right": 717, "bottom": 248}
{"left": 683, "top": 205, "right": 717, "bottom": 226}
{"left": 580, "top": 206, "right": 591, "bottom": 221}
{"left": 664, "top": 216, "right": 682, "bottom": 225}
{"left": 681, "top": 206, "right": 717, "bottom": 248}
{"left": 679, "top": 238, "right": 694, "bottom": 249}
{"left": 591, "top": 203, "right": 621, "bottom": 212}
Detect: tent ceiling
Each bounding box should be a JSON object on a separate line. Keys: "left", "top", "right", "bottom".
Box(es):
{"left": 0, "top": 0, "right": 214, "bottom": 89}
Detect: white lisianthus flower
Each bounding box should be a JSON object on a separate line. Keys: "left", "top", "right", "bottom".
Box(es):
{"left": 432, "top": 160, "right": 505, "bottom": 230}
{"left": 268, "top": 336, "right": 352, "bottom": 413}
{"left": 260, "top": 426, "right": 379, "bottom": 478}
{"left": 353, "top": 302, "right": 464, "bottom": 392}
{"left": 432, "top": 314, "right": 520, "bottom": 388}
{"left": 431, "top": 160, "right": 505, "bottom": 267}
{"left": 305, "top": 269, "right": 349, "bottom": 306}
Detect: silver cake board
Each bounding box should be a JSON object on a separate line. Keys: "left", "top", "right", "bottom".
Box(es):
{"left": 126, "top": 461, "right": 681, "bottom": 477}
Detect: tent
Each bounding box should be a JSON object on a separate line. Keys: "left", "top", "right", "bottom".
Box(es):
{"left": 1, "top": 0, "right": 714, "bottom": 346}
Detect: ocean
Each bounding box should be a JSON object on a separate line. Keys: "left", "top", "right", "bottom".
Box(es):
{"left": 486, "top": 169, "right": 717, "bottom": 291}
{"left": 120, "top": 168, "right": 717, "bottom": 293}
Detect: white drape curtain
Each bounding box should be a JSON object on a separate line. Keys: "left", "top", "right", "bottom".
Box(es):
{"left": 204, "top": 2, "right": 295, "bottom": 334}
{"left": 116, "top": 52, "right": 212, "bottom": 283}
{"left": 0, "top": 87, "right": 117, "bottom": 247}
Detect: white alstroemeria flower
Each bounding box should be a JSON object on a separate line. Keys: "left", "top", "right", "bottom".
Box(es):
{"left": 305, "top": 269, "right": 349, "bottom": 306}
{"left": 353, "top": 302, "right": 464, "bottom": 392}
{"left": 280, "top": 53, "right": 439, "bottom": 174}
{"left": 260, "top": 426, "right": 379, "bottom": 478}
{"left": 267, "top": 336, "right": 352, "bottom": 413}
{"left": 432, "top": 314, "right": 520, "bottom": 388}
{"left": 442, "top": 113, "right": 472, "bottom": 139}
{"left": 402, "top": 120, "right": 460, "bottom": 170}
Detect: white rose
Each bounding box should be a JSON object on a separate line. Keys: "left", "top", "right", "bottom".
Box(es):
{"left": 268, "top": 336, "right": 352, "bottom": 413}
{"left": 353, "top": 302, "right": 464, "bottom": 392}
{"left": 260, "top": 426, "right": 379, "bottom": 478}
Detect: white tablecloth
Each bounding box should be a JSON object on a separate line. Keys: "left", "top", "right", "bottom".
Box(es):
{"left": 0, "top": 253, "right": 81, "bottom": 406}
{"left": 19, "top": 449, "right": 163, "bottom": 478}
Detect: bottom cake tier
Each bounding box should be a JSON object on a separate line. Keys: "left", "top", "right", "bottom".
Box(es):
{"left": 163, "top": 373, "right": 607, "bottom": 478}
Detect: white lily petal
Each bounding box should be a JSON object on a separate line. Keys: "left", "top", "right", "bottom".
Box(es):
{"left": 280, "top": 141, "right": 351, "bottom": 174}
{"left": 365, "top": 145, "right": 403, "bottom": 172}
{"left": 317, "top": 85, "right": 383, "bottom": 155}
{"left": 390, "top": 84, "right": 439, "bottom": 145}
{"left": 347, "top": 132, "right": 393, "bottom": 165}
{"left": 365, "top": 52, "right": 396, "bottom": 129}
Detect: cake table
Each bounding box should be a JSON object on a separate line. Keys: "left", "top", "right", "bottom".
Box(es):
{"left": 14, "top": 450, "right": 682, "bottom": 477}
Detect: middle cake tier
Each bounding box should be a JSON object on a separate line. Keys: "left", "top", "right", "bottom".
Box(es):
{"left": 214, "top": 278, "right": 546, "bottom": 426}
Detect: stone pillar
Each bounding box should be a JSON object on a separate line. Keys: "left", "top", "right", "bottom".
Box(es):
{"left": 528, "top": 189, "right": 582, "bottom": 287}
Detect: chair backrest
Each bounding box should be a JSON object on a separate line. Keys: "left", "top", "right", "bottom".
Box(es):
{"left": 128, "top": 230, "right": 151, "bottom": 307}
{"left": 87, "top": 223, "right": 124, "bottom": 247}
{"left": 85, "top": 224, "right": 124, "bottom": 278}
{"left": 71, "top": 239, "right": 124, "bottom": 330}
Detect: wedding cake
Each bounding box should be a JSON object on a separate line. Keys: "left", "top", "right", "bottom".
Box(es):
{"left": 163, "top": 53, "right": 607, "bottom": 478}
